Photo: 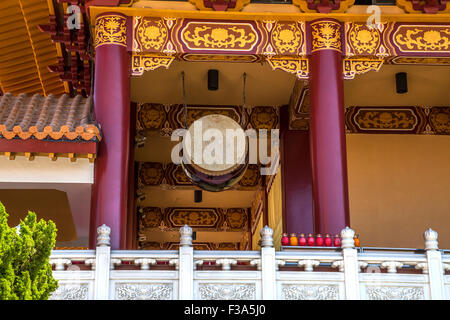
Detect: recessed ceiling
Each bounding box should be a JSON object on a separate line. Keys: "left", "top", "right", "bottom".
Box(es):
{"left": 131, "top": 60, "right": 297, "bottom": 106}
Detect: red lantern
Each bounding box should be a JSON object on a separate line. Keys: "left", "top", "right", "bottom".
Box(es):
{"left": 316, "top": 234, "right": 324, "bottom": 246}
{"left": 333, "top": 234, "right": 341, "bottom": 247}
{"left": 298, "top": 233, "right": 307, "bottom": 246}
{"left": 324, "top": 234, "right": 332, "bottom": 247}
{"left": 307, "top": 233, "right": 315, "bottom": 246}
{"left": 281, "top": 233, "right": 289, "bottom": 246}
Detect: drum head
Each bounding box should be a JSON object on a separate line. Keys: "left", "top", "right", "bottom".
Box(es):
{"left": 182, "top": 114, "right": 247, "bottom": 176}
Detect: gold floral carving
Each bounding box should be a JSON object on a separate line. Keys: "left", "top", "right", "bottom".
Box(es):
{"left": 348, "top": 24, "right": 381, "bottom": 55}
{"left": 353, "top": 109, "right": 418, "bottom": 131}
{"left": 271, "top": 22, "right": 303, "bottom": 55}
{"left": 266, "top": 57, "right": 309, "bottom": 79}
{"left": 429, "top": 107, "right": 450, "bottom": 134}
{"left": 95, "top": 15, "right": 127, "bottom": 48}
{"left": 140, "top": 207, "right": 164, "bottom": 229}
{"left": 181, "top": 23, "right": 258, "bottom": 51}
{"left": 137, "top": 103, "right": 167, "bottom": 131}
{"left": 136, "top": 18, "right": 168, "bottom": 51}
{"left": 311, "top": 21, "right": 341, "bottom": 53}
{"left": 343, "top": 58, "right": 384, "bottom": 80}
{"left": 394, "top": 26, "right": 450, "bottom": 52}
{"left": 132, "top": 54, "right": 175, "bottom": 75}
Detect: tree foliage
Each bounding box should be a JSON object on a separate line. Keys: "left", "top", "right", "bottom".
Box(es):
{"left": 0, "top": 202, "right": 58, "bottom": 300}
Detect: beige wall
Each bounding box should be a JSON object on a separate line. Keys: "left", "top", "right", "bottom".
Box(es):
{"left": 268, "top": 167, "right": 283, "bottom": 250}
{"left": 347, "top": 134, "right": 450, "bottom": 249}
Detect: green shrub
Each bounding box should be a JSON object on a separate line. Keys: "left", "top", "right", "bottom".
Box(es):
{"left": 0, "top": 202, "right": 58, "bottom": 300}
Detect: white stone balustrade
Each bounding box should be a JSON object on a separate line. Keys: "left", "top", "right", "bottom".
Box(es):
{"left": 49, "top": 225, "right": 450, "bottom": 300}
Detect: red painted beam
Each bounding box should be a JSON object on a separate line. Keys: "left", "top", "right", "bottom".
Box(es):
{"left": 0, "top": 139, "right": 97, "bottom": 154}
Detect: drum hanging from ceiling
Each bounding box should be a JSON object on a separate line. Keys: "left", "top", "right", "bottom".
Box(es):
{"left": 181, "top": 114, "right": 249, "bottom": 192}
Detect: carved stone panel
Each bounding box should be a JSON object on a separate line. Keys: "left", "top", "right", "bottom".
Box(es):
{"left": 50, "top": 283, "right": 90, "bottom": 300}
{"left": 198, "top": 283, "right": 256, "bottom": 300}
{"left": 281, "top": 284, "right": 339, "bottom": 300}
{"left": 115, "top": 283, "right": 174, "bottom": 300}
{"left": 366, "top": 286, "right": 424, "bottom": 300}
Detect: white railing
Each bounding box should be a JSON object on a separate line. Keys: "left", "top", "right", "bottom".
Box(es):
{"left": 49, "top": 224, "right": 450, "bottom": 300}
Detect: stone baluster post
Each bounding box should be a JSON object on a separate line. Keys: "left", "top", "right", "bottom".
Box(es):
{"left": 341, "top": 227, "right": 360, "bottom": 300}
{"left": 94, "top": 224, "right": 111, "bottom": 300}
{"left": 424, "top": 228, "right": 445, "bottom": 299}
{"left": 179, "top": 225, "right": 194, "bottom": 299}
{"left": 260, "top": 226, "right": 277, "bottom": 300}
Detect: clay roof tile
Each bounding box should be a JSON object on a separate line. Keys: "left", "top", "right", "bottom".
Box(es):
{"left": 0, "top": 93, "right": 101, "bottom": 142}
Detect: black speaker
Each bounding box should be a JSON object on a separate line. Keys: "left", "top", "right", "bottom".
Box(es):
{"left": 395, "top": 72, "right": 407, "bottom": 94}
{"left": 208, "top": 69, "right": 219, "bottom": 91}
{"left": 194, "top": 190, "right": 202, "bottom": 203}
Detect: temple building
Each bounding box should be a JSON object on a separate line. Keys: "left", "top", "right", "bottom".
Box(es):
{"left": 0, "top": 0, "right": 449, "bottom": 300}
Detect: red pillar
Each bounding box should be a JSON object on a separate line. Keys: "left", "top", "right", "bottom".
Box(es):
{"left": 280, "top": 106, "right": 314, "bottom": 235}
{"left": 309, "top": 19, "right": 350, "bottom": 235}
{"left": 89, "top": 13, "right": 130, "bottom": 249}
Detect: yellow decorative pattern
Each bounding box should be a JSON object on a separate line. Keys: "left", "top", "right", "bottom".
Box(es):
{"left": 310, "top": 20, "right": 342, "bottom": 53}
{"left": 343, "top": 58, "right": 384, "bottom": 79}
{"left": 135, "top": 18, "right": 168, "bottom": 52}
{"left": 181, "top": 22, "right": 258, "bottom": 51}
{"left": 348, "top": 23, "right": 381, "bottom": 55}
{"left": 132, "top": 54, "right": 175, "bottom": 75}
{"left": 266, "top": 57, "right": 309, "bottom": 79}
{"left": 95, "top": 15, "right": 127, "bottom": 48}
{"left": 182, "top": 54, "right": 258, "bottom": 62}
{"left": 390, "top": 57, "right": 450, "bottom": 65}
{"left": 271, "top": 22, "right": 303, "bottom": 55}
{"left": 394, "top": 26, "right": 450, "bottom": 53}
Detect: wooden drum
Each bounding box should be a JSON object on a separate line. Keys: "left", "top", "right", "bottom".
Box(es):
{"left": 181, "top": 114, "right": 248, "bottom": 192}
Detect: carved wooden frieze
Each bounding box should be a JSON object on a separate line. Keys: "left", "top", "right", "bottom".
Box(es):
{"left": 139, "top": 207, "right": 249, "bottom": 231}
{"left": 136, "top": 103, "right": 280, "bottom": 136}
{"left": 345, "top": 106, "right": 450, "bottom": 135}
{"left": 138, "top": 162, "right": 262, "bottom": 189}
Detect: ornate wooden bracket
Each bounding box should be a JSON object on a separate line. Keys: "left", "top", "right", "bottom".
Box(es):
{"left": 293, "top": 0, "right": 355, "bottom": 13}
{"left": 397, "top": 0, "right": 450, "bottom": 13}
{"left": 131, "top": 54, "right": 176, "bottom": 75}
{"left": 189, "top": 0, "right": 250, "bottom": 11}
{"left": 343, "top": 58, "right": 384, "bottom": 80}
